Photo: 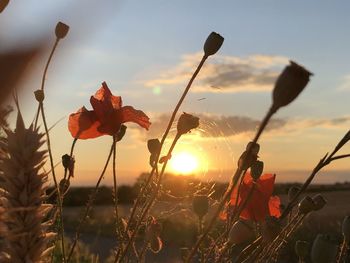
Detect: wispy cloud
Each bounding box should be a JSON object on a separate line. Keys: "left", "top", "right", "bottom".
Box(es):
{"left": 144, "top": 53, "right": 289, "bottom": 93}
{"left": 338, "top": 74, "right": 350, "bottom": 91}
{"left": 135, "top": 113, "right": 350, "bottom": 140}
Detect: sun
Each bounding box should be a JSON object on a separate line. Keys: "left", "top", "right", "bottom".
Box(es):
{"left": 170, "top": 152, "right": 199, "bottom": 174}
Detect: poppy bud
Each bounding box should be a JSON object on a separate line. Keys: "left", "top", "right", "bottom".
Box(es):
{"left": 147, "top": 139, "right": 161, "bottom": 155}
{"left": 297, "top": 196, "right": 315, "bottom": 215}
{"left": 342, "top": 216, "right": 350, "bottom": 242}
{"left": 246, "top": 141, "right": 260, "bottom": 156}
{"left": 116, "top": 125, "right": 127, "bottom": 141}
{"left": 177, "top": 112, "right": 199, "bottom": 135}
{"left": 228, "top": 220, "right": 254, "bottom": 245}
{"left": 250, "top": 160, "right": 264, "bottom": 181}
{"left": 295, "top": 240, "right": 309, "bottom": 260}
{"left": 192, "top": 195, "right": 209, "bottom": 219}
{"left": 62, "top": 154, "right": 71, "bottom": 169}
{"left": 0, "top": 0, "right": 9, "bottom": 13}
{"left": 312, "top": 194, "right": 327, "bottom": 211}
{"left": 203, "top": 32, "right": 224, "bottom": 57}
{"left": 62, "top": 154, "right": 75, "bottom": 178}
{"left": 272, "top": 61, "right": 313, "bottom": 111}
{"left": 34, "top": 89, "right": 45, "bottom": 102}
{"left": 311, "top": 234, "right": 338, "bottom": 263}
{"left": 55, "top": 21, "right": 70, "bottom": 39}
{"left": 288, "top": 186, "right": 301, "bottom": 202}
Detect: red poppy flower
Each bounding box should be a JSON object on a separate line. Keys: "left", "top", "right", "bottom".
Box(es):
{"left": 68, "top": 82, "right": 151, "bottom": 139}
{"left": 228, "top": 173, "right": 281, "bottom": 222}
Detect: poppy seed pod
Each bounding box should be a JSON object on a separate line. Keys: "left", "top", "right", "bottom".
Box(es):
{"left": 295, "top": 240, "right": 309, "bottom": 260}
{"left": 177, "top": 112, "right": 199, "bottom": 135}
{"left": 311, "top": 234, "right": 338, "bottom": 263}
{"left": 34, "top": 90, "right": 45, "bottom": 102}
{"left": 312, "top": 194, "right": 327, "bottom": 211}
{"left": 250, "top": 160, "right": 264, "bottom": 181}
{"left": 203, "top": 32, "right": 224, "bottom": 57}
{"left": 192, "top": 195, "right": 209, "bottom": 219}
{"left": 228, "top": 220, "right": 254, "bottom": 245}
{"left": 55, "top": 22, "right": 69, "bottom": 39}
{"left": 342, "top": 216, "right": 350, "bottom": 242}
{"left": 147, "top": 139, "right": 161, "bottom": 155}
{"left": 297, "top": 196, "right": 315, "bottom": 215}
{"left": 288, "top": 186, "right": 301, "bottom": 202}
{"left": 0, "top": 0, "right": 9, "bottom": 13}
{"left": 272, "top": 61, "right": 313, "bottom": 111}
{"left": 116, "top": 125, "right": 127, "bottom": 141}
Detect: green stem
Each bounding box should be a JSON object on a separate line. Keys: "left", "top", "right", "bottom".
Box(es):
{"left": 118, "top": 134, "right": 181, "bottom": 262}
{"left": 34, "top": 38, "right": 59, "bottom": 129}
{"left": 39, "top": 103, "right": 66, "bottom": 263}
{"left": 67, "top": 143, "right": 114, "bottom": 262}
{"left": 124, "top": 55, "right": 208, "bottom": 234}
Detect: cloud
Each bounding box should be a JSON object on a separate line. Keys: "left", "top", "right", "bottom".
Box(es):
{"left": 138, "top": 113, "right": 350, "bottom": 139}
{"left": 338, "top": 74, "right": 350, "bottom": 91}
{"left": 144, "top": 53, "right": 289, "bottom": 93}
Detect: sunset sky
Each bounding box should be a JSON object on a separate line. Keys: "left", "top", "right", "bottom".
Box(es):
{"left": 1, "top": 1, "right": 350, "bottom": 186}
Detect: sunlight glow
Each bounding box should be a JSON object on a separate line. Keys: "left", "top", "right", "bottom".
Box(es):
{"left": 170, "top": 152, "right": 199, "bottom": 174}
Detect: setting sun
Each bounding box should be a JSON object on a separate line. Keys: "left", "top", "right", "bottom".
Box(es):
{"left": 170, "top": 152, "right": 199, "bottom": 174}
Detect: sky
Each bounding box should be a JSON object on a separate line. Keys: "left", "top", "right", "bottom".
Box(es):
{"left": 1, "top": 1, "right": 350, "bottom": 186}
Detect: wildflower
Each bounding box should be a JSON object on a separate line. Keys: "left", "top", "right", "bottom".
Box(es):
{"left": 192, "top": 195, "right": 209, "bottom": 219}
{"left": 147, "top": 138, "right": 161, "bottom": 167}
{"left": 177, "top": 112, "right": 199, "bottom": 135}
{"left": 68, "top": 82, "right": 150, "bottom": 139}
{"left": 55, "top": 22, "right": 70, "bottom": 39}
{"left": 229, "top": 173, "right": 281, "bottom": 222}
{"left": 203, "top": 32, "right": 224, "bottom": 57}
{"left": 272, "top": 61, "right": 313, "bottom": 111}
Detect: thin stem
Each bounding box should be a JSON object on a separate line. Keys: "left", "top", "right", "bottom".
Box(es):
{"left": 186, "top": 106, "right": 276, "bottom": 262}
{"left": 39, "top": 103, "right": 66, "bottom": 263}
{"left": 34, "top": 38, "right": 60, "bottom": 129}
{"left": 124, "top": 55, "right": 208, "bottom": 233}
{"left": 67, "top": 143, "right": 114, "bottom": 262}
{"left": 118, "top": 134, "right": 181, "bottom": 262}
{"left": 112, "top": 136, "right": 121, "bottom": 242}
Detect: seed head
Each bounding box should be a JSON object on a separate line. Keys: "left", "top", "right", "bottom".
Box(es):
{"left": 203, "top": 32, "right": 224, "bottom": 57}
{"left": 272, "top": 61, "right": 313, "bottom": 111}
{"left": 55, "top": 21, "right": 70, "bottom": 39}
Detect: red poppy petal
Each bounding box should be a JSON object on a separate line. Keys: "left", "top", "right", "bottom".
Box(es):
{"left": 120, "top": 106, "right": 151, "bottom": 130}
{"left": 268, "top": 196, "right": 281, "bottom": 218}
{"left": 68, "top": 107, "right": 106, "bottom": 139}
